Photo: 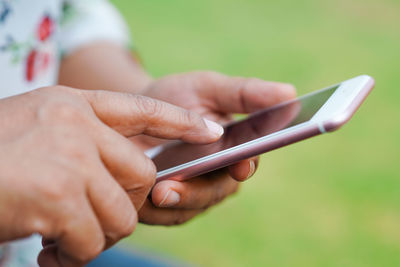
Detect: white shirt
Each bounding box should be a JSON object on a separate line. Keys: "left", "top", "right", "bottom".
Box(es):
{"left": 0, "top": 0, "right": 130, "bottom": 265}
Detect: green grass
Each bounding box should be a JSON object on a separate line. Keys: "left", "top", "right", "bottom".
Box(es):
{"left": 111, "top": 0, "right": 400, "bottom": 266}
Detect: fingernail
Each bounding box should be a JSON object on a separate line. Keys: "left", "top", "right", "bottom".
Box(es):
{"left": 159, "top": 189, "right": 180, "bottom": 207}
{"left": 247, "top": 160, "right": 256, "bottom": 179}
{"left": 204, "top": 119, "right": 224, "bottom": 137}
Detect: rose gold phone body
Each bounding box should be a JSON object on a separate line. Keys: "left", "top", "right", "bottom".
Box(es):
{"left": 148, "top": 75, "right": 375, "bottom": 182}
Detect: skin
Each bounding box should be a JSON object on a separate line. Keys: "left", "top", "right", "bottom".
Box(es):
{"left": 0, "top": 86, "right": 223, "bottom": 266}
{"left": 59, "top": 42, "right": 296, "bottom": 225}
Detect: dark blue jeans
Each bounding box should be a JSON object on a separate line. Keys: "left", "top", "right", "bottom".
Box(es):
{"left": 87, "top": 246, "right": 188, "bottom": 267}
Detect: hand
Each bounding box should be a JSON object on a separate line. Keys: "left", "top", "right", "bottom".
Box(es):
{"left": 0, "top": 86, "right": 223, "bottom": 266}
{"left": 135, "top": 71, "right": 296, "bottom": 225}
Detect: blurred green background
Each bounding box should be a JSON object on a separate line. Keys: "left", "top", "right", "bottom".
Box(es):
{"left": 111, "top": 0, "right": 400, "bottom": 266}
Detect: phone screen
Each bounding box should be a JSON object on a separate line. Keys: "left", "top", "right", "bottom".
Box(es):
{"left": 150, "top": 85, "right": 339, "bottom": 172}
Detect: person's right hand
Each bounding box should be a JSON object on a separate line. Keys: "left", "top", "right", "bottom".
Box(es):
{"left": 0, "top": 86, "right": 223, "bottom": 267}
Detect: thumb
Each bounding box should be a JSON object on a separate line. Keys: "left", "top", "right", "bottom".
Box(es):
{"left": 191, "top": 71, "right": 296, "bottom": 114}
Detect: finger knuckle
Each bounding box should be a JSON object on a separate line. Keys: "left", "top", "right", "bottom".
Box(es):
{"left": 61, "top": 217, "right": 105, "bottom": 262}
{"left": 40, "top": 181, "right": 83, "bottom": 218}
{"left": 180, "top": 110, "right": 202, "bottom": 130}
{"left": 242, "top": 77, "right": 261, "bottom": 90}
{"left": 80, "top": 241, "right": 104, "bottom": 262}
{"left": 60, "top": 143, "right": 93, "bottom": 165}
{"left": 196, "top": 71, "right": 223, "bottom": 89}
{"left": 26, "top": 218, "right": 50, "bottom": 236}
{"left": 125, "top": 158, "right": 156, "bottom": 198}
{"left": 134, "top": 95, "right": 163, "bottom": 118}
{"left": 35, "top": 85, "right": 74, "bottom": 95}
{"left": 100, "top": 190, "right": 137, "bottom": 239}
{"left": 60, "top": 199, "right": 82, "bottom": 220}
{"left": 39, "top": 101, "right": 85, "bottom": 126}
{"left": 40, "top": 179, "right": 69, "bottom": 203}
{"left": 70, "top": 231, "right": 105, "bottom": 262}
{"left": 118, "top": 213, "right": 137, "bottom": 238}
{"left": 141, "top": 158, "right": 157, "bottom": 188}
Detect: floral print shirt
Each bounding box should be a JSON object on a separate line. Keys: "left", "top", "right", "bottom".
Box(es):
{"left": 0, "top": 0, "right": 130, "bottom": 266}
{"left": 0, "top": 0, "right": 130, "bottom": 98}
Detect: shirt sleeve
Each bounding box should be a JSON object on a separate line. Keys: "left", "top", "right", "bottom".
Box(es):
{"left": 59, "top": 0, "right": 132, "bottom": 56}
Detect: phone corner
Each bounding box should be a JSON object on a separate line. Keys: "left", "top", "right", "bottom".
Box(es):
{"left": 322, "top": 116, "right": 347, "bottom": 133}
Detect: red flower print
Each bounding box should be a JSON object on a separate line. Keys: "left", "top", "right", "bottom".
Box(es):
{"left": 26, "top": 50, "right": 37, "bottom": 82}
{"left": 25, "top": 49, "right": 53, "bottom": 82}
{"left": 37, "top": 16, "right": 54, "bottom": 41}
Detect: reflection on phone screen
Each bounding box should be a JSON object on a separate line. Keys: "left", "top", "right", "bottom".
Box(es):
{"left": 150, "top": 85, "right": 338, "bottom": 172}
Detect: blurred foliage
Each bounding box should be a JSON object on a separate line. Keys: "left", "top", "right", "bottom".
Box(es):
{"left": 111, "top": 0, "right": 400, "bottom": 266}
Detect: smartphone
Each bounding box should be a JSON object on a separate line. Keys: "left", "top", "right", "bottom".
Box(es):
{"left": 147, "top": 75, "right": 375, "bottom": 182}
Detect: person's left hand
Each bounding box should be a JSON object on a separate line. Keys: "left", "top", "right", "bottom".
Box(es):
{"left": 134, "top": 71, "right": 296, "bottom": 225}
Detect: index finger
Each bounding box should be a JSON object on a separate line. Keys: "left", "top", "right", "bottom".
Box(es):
{"left": 80, "top": 91, "right": 224, "bottom": 144}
